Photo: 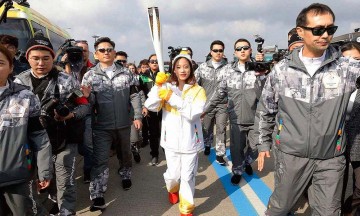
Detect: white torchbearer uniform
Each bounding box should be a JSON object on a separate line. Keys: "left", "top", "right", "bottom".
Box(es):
{"left": 145, "top": 82, "right": 206, "bottom": 214}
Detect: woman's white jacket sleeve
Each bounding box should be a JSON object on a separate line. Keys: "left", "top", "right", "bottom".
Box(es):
{"left": 144, "top": 85, "right": 163, "bottom": 112}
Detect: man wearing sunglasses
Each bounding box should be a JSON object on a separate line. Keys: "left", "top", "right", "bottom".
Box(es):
{"left": 255, "top": 3, "right": 360, "bottom": 215}
{"left": 208, "top": 38, "right": 266, "bottom": 185}
{"left": 195, "top": 40, "right": 228, "bottom": 165}
{"left": 81, "top": 37, "right": 142, "bottom": 211}
{"left": 115, "top": 51, "right": 128, "bottom": 67}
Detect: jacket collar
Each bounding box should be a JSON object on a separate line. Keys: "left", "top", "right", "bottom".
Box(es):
{"left": 94, "top": 63, "right": 126, "bottom": 78}
{"left": 206, "top": 59, "right": 227, "bottom": 69}
{"left": 287, "top": 45, "right": 340, "bottom": 73}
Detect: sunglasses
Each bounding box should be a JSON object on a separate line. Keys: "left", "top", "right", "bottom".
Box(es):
{"left": 235, "top": 46, "right": 251, "bottom": 52}
{"left": 300, "top": 25, "right": 338, "bottom": 36}
{"left": 212, "top": 49, "right": 224, "bottom": 53}
{"left": 149, "top": 60, "right": 158, "bottom": 64}
{"left": 97, "top": 48, "right": 114, "bottom": 53}
{"left": 117, "top": 60, "right": 127, "bottom": 63}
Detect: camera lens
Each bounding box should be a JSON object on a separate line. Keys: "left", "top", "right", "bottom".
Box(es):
{"left": 56, "top": 105, "right": 70, "bottom": 117}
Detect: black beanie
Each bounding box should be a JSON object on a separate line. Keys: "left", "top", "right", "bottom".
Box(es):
{"left": 25, "top": 34, "right": 55, "bottom": 59}
{"left": 288, "top": 33, "right": 303, "bottom": 48}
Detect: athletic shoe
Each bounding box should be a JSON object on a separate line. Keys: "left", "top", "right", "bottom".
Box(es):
{"left": 150, "top": 157, "right": 159, "bottom": 166}
{"left": 90, "top": 197, "right": 106, "bottom": 212}
{"left": 168, "top": 192, "right": 179, "bottom": 204}
{"left": 204, "top": 146, "right": 210, "bottom": 155}
{"left": 231, "top": 174, "right": 242, "bottom": 185}
{"left": 216, "top": 156, "right": 226, "bottom": 166}
{"left": 122, "top": 179, "right": 132, "bottom": 190}
{"left": 244, "top": 164, "right": 253, "bottom": 175}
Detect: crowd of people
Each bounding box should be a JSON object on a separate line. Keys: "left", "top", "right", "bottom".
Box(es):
{"left": 0, "top": 2, "right": 360, "bottom": 216}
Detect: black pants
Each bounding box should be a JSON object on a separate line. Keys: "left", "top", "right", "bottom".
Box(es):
{"left": 143, "top": 111, "right": 161, "bottom": 157}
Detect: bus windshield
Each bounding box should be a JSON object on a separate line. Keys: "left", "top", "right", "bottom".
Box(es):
{"left": 0, "top": 18, "right": 32, "bottom": 52}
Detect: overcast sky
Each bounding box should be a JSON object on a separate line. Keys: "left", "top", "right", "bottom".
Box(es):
{"left": 29, "top": 0, "right": 360, "bottom": 64}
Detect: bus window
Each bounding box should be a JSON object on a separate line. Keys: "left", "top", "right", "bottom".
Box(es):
{"left": 0, "top": 18, "right": 32, "bottom": 52}
{"left": 31, "top": 21, "right": 46, "bottom": 36}
{"left": 48, "top": 30, "right": 67, "bottom": 52}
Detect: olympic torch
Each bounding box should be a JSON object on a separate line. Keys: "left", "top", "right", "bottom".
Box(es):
{"left": 146, "top": 2, "right": 165, "bottom": 72}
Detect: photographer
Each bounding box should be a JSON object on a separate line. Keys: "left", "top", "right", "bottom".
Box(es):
{"left": 14, "top": 34, "right": 90, "bottom": 215}
{"left": 57, "top": 39, "right": 94, "bottom": 184}
{"left": 208, "top": 38, "right": 266, "bottom": 185}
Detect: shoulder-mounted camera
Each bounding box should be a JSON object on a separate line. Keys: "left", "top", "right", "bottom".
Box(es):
{"left": 55, "top": 39, "right": 83, "bottom": 73}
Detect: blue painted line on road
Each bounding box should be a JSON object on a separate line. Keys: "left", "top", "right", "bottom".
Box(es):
{"left": 209, "top": 149, "right": 258, "bottom": 216}
{"left": 225, "top": 149, "right": 272, "bottom": 206}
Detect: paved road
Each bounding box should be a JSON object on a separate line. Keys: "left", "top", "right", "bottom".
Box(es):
{"left": 74, "top": 144, "right": 352, "bottom": 216}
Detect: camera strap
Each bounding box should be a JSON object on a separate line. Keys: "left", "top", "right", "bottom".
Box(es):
{"left": 33, "top": 69, "right": 59, "bottom": 95}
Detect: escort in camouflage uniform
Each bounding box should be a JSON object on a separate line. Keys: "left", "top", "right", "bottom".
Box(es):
{"left": 195, "top": 57, "right": 227, "bottom": 161}
{"left": 256, "top": 45, "right": 360, "bottom": 214}
{"left": 214, "top": 57, "right": 266, "bottom": 183}
{"left": 81, "top": 37, "right": 142, "bottom": 211}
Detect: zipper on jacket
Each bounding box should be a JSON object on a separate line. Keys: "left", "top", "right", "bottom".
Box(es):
{"left": 335, "top": 114, "right": 346, "bottom": 152}
{"left": 275, "top": 119, "right": 283, "bottom": 145}
{"left": 194, "top": 124, "right": 200, "bottom": 144}
{"left": 110, "top": 78, "right": 117, "bottom": 128}
{"left": 25, "top": 143, "right": 32, "bottom": 170}
{"left": 306, "top": 78, "right": 314, "bottom": 157}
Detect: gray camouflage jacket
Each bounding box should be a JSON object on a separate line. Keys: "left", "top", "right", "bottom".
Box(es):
{"left": 195, "top": 59, "right": 227, "bottom": 112}
{"left": 0, "top": 80, "right": 52, "bottom": 187}
{"left": 213, "top": 61, "right": 266, "bottom": 124}
{"left": 14, "top": 68, "right": 90, "bottom": 120}
{"left": 82, "top": 63, "right": 142, "bottom": 130}
{"left": 255, "top": 46, "right": 360, "bottom": 159}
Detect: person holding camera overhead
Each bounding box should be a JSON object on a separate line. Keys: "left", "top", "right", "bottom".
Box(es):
{"left": 58, "top": 39, "right": 95, "bottom": 184}
{"left": 210, "top": 38, "right": 266, "bottom": 185}
{"left": 194, "top": 40, "right": 227, "bottom": 165}
{"left": 14, "top": 33, "right": 90, "bottom": 216}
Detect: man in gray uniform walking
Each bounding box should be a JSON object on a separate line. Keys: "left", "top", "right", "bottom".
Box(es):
{"left": 195, "top": 40, "right": 228, "bottom": 165}
{"left": 81, "top": 37, "right": 142, "bottom": 211}
{"left": 214, "top": 38, "right": 266, "bottom": 184}
{"left": 256, "top": 3, "right": 360, "bottom": 215}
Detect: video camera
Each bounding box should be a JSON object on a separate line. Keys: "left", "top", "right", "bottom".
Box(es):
{"left": 42, "top": 89, "right": 84, "bottom": 118}
{"left": 167, "top": 46, "right": 192, "bottom": 73}
{"left": 55, "top": 39, "right": 83, "bottom": 73}
{"left": 168, "top": 46, "right": 191, "bottom": 59}
{"left": 245, "top": 35, "right": 272, "bottom": 72}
